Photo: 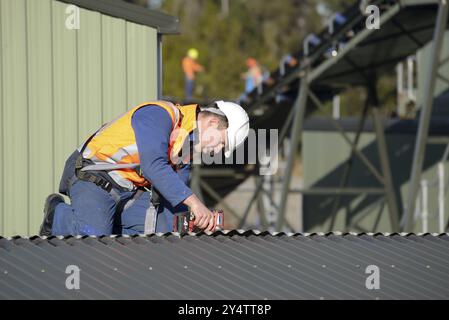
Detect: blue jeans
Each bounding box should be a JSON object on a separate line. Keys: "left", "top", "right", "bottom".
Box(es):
{"left": 52, "top": 180, "right": 180, "bottom": 236}
{"left": 185, "top": 76, "right": 194, "bottom": 99}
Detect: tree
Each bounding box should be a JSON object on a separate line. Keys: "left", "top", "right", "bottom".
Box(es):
{"left": 160, "top": 0, "right": 326, "bottom": 100}
{"left": 129, "top": 0, "right": 395, "bottom": 117}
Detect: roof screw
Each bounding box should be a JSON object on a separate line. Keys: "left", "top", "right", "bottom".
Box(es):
{"left": 253, "top": 265, "right": 258, "bottom": 268}
{"left": 3, "top": 270, "right": 7, "bottom": 275}
{"left": 218, "top": 265, "right": 222, "bottom": 269}
{"left": 184, "top": 265, "right": 188, "bottom": 269}
{"left": 355, "top": 264, "right": 360, "bottom": 268}
{"left": 149, "top": 267, "right": 153, "bottom": 270}
{"left": 426, "top": 265, "right": 431, "bottom": 269}
{"left": 322, "top": 265, "right": 326, "bottom": 268}
{"left": 41, "top": 269, "right": 45, "bottom": 273}
{"left": 391, "top": 265, "right": 395, "bottom": 268}
{"left": 319, "top": 297, "right": 324, "bottom": 300}
{"left": 263, "top": 298, "right": 268, "bottom": 300}
{"left": 287, "top": 264, "right": 292, "bottom": 268}
{"left": 375, "top": 297, "right": 380, "bottom": 300}
{"left": 113, "top": 267, "right": 118, "bottom": 271}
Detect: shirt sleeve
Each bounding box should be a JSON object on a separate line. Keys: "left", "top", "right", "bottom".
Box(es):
{"left": 131, "top": 106, "right": 193, "bottom": 207}
{"left": 176, "top": 162, "right": 192, "bottom": 185}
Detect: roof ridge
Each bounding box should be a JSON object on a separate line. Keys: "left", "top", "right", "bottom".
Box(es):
{"left": 3, "top": 230, "right": 449, "bottom": 241}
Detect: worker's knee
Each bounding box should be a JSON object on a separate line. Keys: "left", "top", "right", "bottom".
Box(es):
{"left": 120, "top": 192, "right": 150, "bottom": 234}
{"left": 78, "top": 223, "right": 112, "bottom": 236}
{"left": 53, "top": 180, "right": 119, "bottom": 236}
{"left": 52, "top": 202, "right": 75, "bottom": 236}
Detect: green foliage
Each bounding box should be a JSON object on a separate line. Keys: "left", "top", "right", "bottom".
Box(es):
{"left": 160, "top": 0, "right": 333, "bottom": 100}
{"left": 129, "top": 0, "right": 397, "bottom": 116}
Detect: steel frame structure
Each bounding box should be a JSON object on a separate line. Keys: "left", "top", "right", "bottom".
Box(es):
{"left": 274, "top": 73, "right": 401, "bottom": 232}
{"left": 191, "top": 0, "right": 448, "bottom": 233}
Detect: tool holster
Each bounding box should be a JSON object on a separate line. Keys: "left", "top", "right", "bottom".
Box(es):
{"left": 143, "top": 186, "right": 162, "bottom": 234}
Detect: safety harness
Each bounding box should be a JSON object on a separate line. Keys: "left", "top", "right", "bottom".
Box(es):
{"left": 75, "top": 156, "right": 115, "bottom": 193}
{"left": 72, "top": 124, "right": 120, "bottom": 194}
{"left": 68, "top": 102, "right": 197, "bottom": 234}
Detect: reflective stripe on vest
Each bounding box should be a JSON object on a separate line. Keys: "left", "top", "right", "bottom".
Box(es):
{"left": 80, "top": 101, "right": 197, "bottom": 189}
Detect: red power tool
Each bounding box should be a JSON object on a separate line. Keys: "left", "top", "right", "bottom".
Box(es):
{"left": 173, "top": 209, "right": 224, "bottom": 234}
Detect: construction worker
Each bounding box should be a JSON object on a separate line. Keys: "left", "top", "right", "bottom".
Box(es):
{"left": 182, "top": 48, "right": 204, "bottom": 99}
{"left": 243, "top": 57, "right": 263, "bottom": 93}
{"left": 39, "top": 100, "right": 249, "bottom": 236}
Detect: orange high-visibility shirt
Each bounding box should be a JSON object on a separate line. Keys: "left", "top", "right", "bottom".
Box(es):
{"left": 182, "top": 56, "right": 203, "bottom": 80}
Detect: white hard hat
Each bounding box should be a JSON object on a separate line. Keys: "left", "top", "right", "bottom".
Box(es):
{"left": 214, "top": 100, "right": 250, "bottom": 157}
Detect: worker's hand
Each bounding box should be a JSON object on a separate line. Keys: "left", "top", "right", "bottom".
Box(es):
{"left": 183, "top": 194, "right": 215, "bottom": 231}
{"left": 191, "top": 205, "right": 216, "bottom": 232}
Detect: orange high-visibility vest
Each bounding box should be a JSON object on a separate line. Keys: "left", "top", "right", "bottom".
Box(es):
{"left": 81, "top": 101, "right": 198, "bottom": 190}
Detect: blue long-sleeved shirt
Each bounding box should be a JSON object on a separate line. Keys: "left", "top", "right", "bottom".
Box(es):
{"left": 131, "top": 106, "right": 193, "bottom": 207}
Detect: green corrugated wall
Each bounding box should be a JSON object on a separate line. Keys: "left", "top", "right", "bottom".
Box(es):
{"left": 303, "top": 130, "right": 449, "bottom": 233}
{"left": 417, "top": 31, "right": 449, "bottom": 108}
{"left": 0, "top": 0, "right": 158, "bottom": 236}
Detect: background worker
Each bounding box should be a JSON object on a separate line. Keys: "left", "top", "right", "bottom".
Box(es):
{"left": 182, "top": 48, "right": 205, "bottom": 99}
{"left": 242, "top": 57, "right": 263, "bottom": 93}
{"left": 39, "top": 100, "right": 249, "bottom": 236}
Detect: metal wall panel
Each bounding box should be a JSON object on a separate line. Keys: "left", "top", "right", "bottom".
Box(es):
{"left": 26, "top": 0, "right": 54, "bottom": 234}
{"left": 52, "top": 0, "right": 79, "bottom": 192}
{"left": 303, "top": 129, "right": 449, "bottom": 233}
{"left": 1, "top": 0, "right": 29, "bottom": 235}
{"left": 126, "top": 22, "right": 157, "bottom": 108}
{"left": 302, "top": 131, "right": 387, "bottom": 232}
{"left": 77, "top": 8, "right": 102, "bottom": 144}
{"left": 101, "top": 15, "right": 127, "bottom": 121}
{"left": 0, "top": 0, "right": 159, "bottom": 237}
{"left": 417, "top": 31, "right": 449, "bottom": 109}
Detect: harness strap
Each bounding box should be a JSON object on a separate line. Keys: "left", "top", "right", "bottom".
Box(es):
{"left": 81, "top": 163, "right": 140, "bottom": 172}
{"left": 77, "top": 170, "right": 113, "bottom": 193}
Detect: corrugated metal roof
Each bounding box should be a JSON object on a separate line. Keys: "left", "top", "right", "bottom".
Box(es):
{"left": 0, "top": 231, "right": 448, "bottom": 300}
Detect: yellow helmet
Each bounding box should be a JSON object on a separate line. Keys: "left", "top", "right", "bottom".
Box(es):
{"left": 187, "top": 48, "right": 199, "bottom": 59}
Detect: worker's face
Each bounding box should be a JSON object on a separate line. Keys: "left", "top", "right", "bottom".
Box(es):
{"left": 197, "top": 116, "right": 227, "bottom": 156}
